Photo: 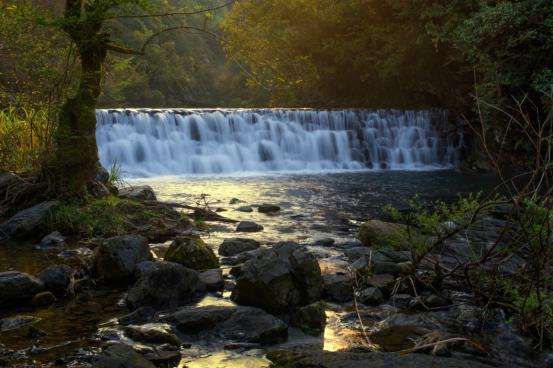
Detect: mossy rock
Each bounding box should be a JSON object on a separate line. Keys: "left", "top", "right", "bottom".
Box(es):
{"left": 357, "top": 220, "right": 407, "bottom": 249}
{"left": 164, "top": 236, "right": 219, "bottom": 270}
{"left": 290, "top": 301, "right": 326, "bottom": 336}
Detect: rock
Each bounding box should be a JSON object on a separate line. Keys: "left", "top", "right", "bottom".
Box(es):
{"left": 95, "top": 165, "right": 110, "bottom": 184}
{"left": 231, "top": 242, "right": 322, "bottom": 313}
{"left": 164, "top": 236, "right": 219, "bottom": 270}
{"left": 366, "top": 274, "right": 396, "bottom": 292}
{"left": 219, "top": 238, "right": 260, "bottom": 256}
{"left": 425, "top": 294, "right": 449, "bottom": 308}
{"left": 123, "top": 323, "right": 181, "bottom": 347}
{"left": 389, "top": 294, "right": 412, "bottom": 309}
{"left": 31, "top": 291, "right": 56, "bottom": 307}
{"left": 290, "top": 302, "right": 326, "bottom": 336}
{"left": 119, "top": 185, "right": 156, "bottom": 201}
{"left": 229, "top": 198, "right": 242, "bottom": 205}
{"left": 38, "top": 231, "right": 65, "bottom": 248}
{"left": 258, "top": 204, "right": 280, "bottom": 213}
{"left": 199, "top": 268, "right": 224, "bottom": 291}
{"left": 372, "top": 261, "right": 410, "bottom": 276}
{"left": 38, "top": 264, "right": 74, "bottom": 297}
{"left": 313, "top": 238, "right": 335, "bottom": 247}
{"left": 94, "top": 235, "right": 151, "bottom": 283}
{"left": 236, "top": 205, "right": 253, "bottom": 212}
{"left": 358, "top": 287, "right": 384, "bottom": 305}
{"left": 0, "top": 315, "right": 41, "bottom": 332}
{"left": 95, "top": 344, "right": 156, "bottom": 368}
{"left": 118, "top": 307, "right": 156, "bottom": 326}
{"left": 0, "top": 271, "right": 44, "bottom": 308}
{"left": 126, "top": 261, "right": 204, "bottom": 309}
{"left": 236, "top": 221, "right": 264, "bottom": 232}
{"left": 143, "top": 351, "right": 181, "bottom": 367}
{"left": 162, "top": 305, "right": 288, "bottom": 345}
{"left": 0, "top": 201, "right": 58, "bottom": 238}
{"left": 266, "top": 350, "right": 495, "bottom": 368}
{"left": 377, "top": 249, "right": 411, "bottom": 263}
{"left": 322, "top": 273, "right": 353, "bottom": 302}
{"left": 357, "top": 220, "right": 407, "bottom": 248}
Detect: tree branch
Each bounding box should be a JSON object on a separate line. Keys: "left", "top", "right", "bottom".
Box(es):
{"left": 105, "top": 43, "right": 144, "bottom": 55}
{"left": 105, "top": 0, "right": 236, "bottom": 20}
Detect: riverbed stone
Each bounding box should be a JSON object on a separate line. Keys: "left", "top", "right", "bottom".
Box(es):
{"left": 118, "top": 307, "right": 156, "bottom": 326}
{"left": 389, "top": 294, "right": 413, "bottom": 309}
{"left": 236, "top": 221, "right": 264, "bottom": 232}
{"left": 219, "top": 238, "right": 260, "bottom": 256}
{"left": 162, "top": 305, "right": 288, "bottom": 345}
{"left": 425, "top": 294, "right": 450, "bottom": 308}
{"left": 31, "top": 291, "right": 56, "bottom": 307}
{"left": 94, "top": 235, "right": 152, "bottom": 283}
{"left": 164, "top": 236, "right": 219, "bottom": 270}
{"left": 38, "top": 231, "right": 65, "bottom": 248}
{"left": 236, "top": 205, "right": 253, "bottom": 212}
{"left": 358, "top": 287, "right": 384, "bottom": 305}
{"left": 322, "top": 272, "right": 353, "bottom": 302}
{"left": 0, "top": 201, "right": 58, "bottom": 238}
{"left": 0, "top": 271, "right": 44, "bottom": 308}
{"left": 0, "top": 315, "right": 41, "bottom": 332}
{"left": 123, "top": 323, "right": 182, "bottom": 347}
{"left": 198, "top": 268, "right": 224, "bottom": 291}
{"left": 258, "top": 204, "right": 281, "bottom": 213}
{"left": 126, "top": 261, "right": 204, "bottom": 309}
{"left": 357, "top": 220, "right": 407, "bottom": 248}
{"left": 231, "top": 242, "right": 322, "bottom": 313}
{"left": 119, "top": 185, "right": 156, "bottom": 201}
{"left": 366, "top": 274, "right": 396, "bottom": 292}
{"left": 38, "top": 264, "right": 74, "bottom": 297}
{"left": 95, "top": 344, "right": 156, "bottom": 368}
{"left": 290, "top": 302, "right": 326, "bottom": 335}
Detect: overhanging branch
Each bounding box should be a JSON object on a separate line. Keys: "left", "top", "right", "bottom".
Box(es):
{"left": 105, "top": 0, "right": 236, "bottom": 20}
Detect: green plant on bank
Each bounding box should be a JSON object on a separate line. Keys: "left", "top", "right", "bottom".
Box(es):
{"left": 0, "top": 107, "right": 56, "bottom": 173}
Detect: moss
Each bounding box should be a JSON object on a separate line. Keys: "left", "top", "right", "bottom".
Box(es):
{"left": 164, "top": 235, "right": 219, "bottom": 270}
{"left": 357, "top": 220, "right": 408, "bottom": 249}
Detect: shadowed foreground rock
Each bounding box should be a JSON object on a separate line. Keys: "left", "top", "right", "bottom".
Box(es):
{"left": 164, "top": 236, "right": 219, "bottom": 270}
{"left": 0, "top": 271, "right": 44, "bottom": 308}
{"left": 0, "top": 201, "right": 58, "bottom": 238}
{"left": 94, "top": 235, "right": 152, "bottom": 283}
{"left": 267, "top": 350, "right": 495, "bottom": 368}
{"left": 95, "top": 344, "right": 155, "bottom": 368}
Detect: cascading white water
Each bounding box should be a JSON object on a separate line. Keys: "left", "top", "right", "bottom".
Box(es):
{"left": 95, "top": 108, "right": 462, "bottom": 177}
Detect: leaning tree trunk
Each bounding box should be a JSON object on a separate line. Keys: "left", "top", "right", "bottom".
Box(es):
{"left": 47, "top": 1, "right": 108, "bottom": 195}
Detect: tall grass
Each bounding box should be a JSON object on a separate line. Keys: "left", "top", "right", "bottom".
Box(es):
{"left": 0, "top": 107, "right": 56, "bottom": 173}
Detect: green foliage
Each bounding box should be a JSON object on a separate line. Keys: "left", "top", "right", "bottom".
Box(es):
{"left": 0, "top": 107, "right": 56, "bottom": 173}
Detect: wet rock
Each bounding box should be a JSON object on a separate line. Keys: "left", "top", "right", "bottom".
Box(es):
{"left": 119, "top": 185, "right": 156, "bottom": 201}
{"left": 0, "top": 201, "right": 58, "bottom": 238}
{"left": 0, "top": 315, "right": 41, "bottom": 332}
{"left": 290, "top": 302, "right": 326, "bottom": 336}
{"left": 378, "top": 249, "right": 411, "bottom": 263}
{"left": 231, "top": 242, "right": 322, "bottom": 313}
{"left": 425, "top": 294, "right": 449, "bottom": 308}
{"left": 229, "top": 198, "right": 242, "bottom": 205}
{"left": 199, "top": 268, "right": 224, "bottom": 291}
{"left": 358, "top": 287, "right": 384, "bottom": 305}
{"left": 38, "top": 264, "right": 74, "bottom": 297}
{"left": 357, "top": 219, "right": 407, "bottom": 248}
{"left": 95, "top": 344, "right": 156, "bottom": 368}
{"left": 236, "top": 221, "right": 264, "bottom": 232}
{"left": 372, "top": 261, "right": 409, "bottom": 276}
{"left": 0, "top": 271, "right": 44, "bottom": 308}
{"left": 219, "top": 238, "right": 260, "bottom": 256}
{"left": 366, "top": 274, "right": 396, "bottom": 292}
{"left": 343, "top": 247, "right": 373, "bottom": 262}
{"left": 164, "top": 236, "right": 219, "bottom": 270}
{"left": 118, "top": 307, "right": 156, "bottom": 326}
{"left": 38, "top": 231, "right": 65, "bottom": 248}
{"left": 389, "top": 294, "right": 412, "bottom": 309}
{"left": 143, "top": 350, "right": 181, "bottom": 367}
{"left": 236, "top": 205, "right": 253, "bottom": 212}
{"left": 31, "top": 291, "right": 56, "bottom": 307}
{"left": 266, "top": 350, "right": 495, "bottom": 368}
{"left": 322, "top": 272, "right": 353, "bottom": 302}
{"left": 162, "top": 305, "right": 288, "bottom": 345}
{"left": 94, "top": 235, "right": 151, "bottom": 283}
{"left": 313, "top": 238, "right": 335, "bottom": 247}
{"left": 126, "top": 261, "right": 204, "bottom": 309}
{"left": 123, "top": 323, "right": 181, "bottom": 347}
{"left": 258, "top": 204, "right": 281, "bottom": 213}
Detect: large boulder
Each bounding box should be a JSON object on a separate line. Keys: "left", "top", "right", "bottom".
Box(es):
{"left": 0, "top": 201, "right": 58, "bottom": 238}
{"left": 161, "top": 305, "right": 288, "bottom": 345}
{"left": 94, "top": 235, "right": 151, "bottom": 283}
{"left": 122, "top": 323, "right": 182, "bottom": 347}
{"left": 219, "top": 238, "right": 260, "bottom": 256}
{"left": 236, "top": 221, "right": 263, "bottom": 232}
{"left": 164, "top": 236, "right": 219, "bottom": 270}
{"left": 95, "top": 344, "right": 156, "bottom": 368}
{"left": 38, "top": 264, "right": 74, "bottom": 297}
{"left": 0, "top": 271, "right": 44, "bottom": 308}
{"left": 119, "top": 185, "right": 156, "bottom": 201}
{"left": 126, "top": 261, "right": 204, "bottom": 309}
{"left": 357, "top": 220, "right": 407, "bottom": 248}
{"left": 231, "top": 242, "right": 322, "bottom": 313}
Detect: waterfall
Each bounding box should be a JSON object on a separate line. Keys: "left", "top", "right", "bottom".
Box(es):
{"left": 95, "top": 108, "right": 462, "bottom": 177}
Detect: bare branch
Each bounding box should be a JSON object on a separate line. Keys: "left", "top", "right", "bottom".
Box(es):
{"left": 105, "top": 0, "right": 236, "bottom": 20}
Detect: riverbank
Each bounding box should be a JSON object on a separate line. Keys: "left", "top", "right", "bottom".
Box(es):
{"left": 0, "top": 170, "right": 550, "bottom": 367}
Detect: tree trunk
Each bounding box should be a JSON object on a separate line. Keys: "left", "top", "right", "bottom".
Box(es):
{"left": 46, "top": 1, "right": 108, "bottom": 195}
